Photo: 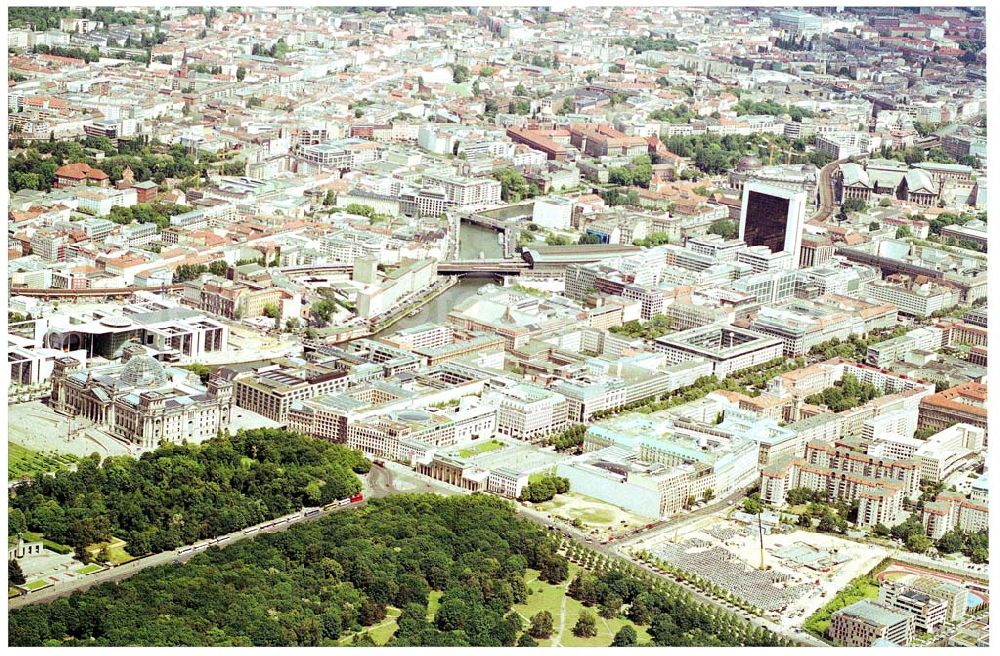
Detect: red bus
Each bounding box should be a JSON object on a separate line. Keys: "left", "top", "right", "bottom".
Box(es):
{"left": 350, "top": 493, "right": 364, "bottom": 503}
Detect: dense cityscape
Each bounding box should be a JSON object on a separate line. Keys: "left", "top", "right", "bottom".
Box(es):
{"left": 5, "top": 4, "right": 990, "bottom": 649}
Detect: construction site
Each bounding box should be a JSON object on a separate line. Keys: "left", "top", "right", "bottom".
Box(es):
{"left": 634, "top": 513, "right": 890, "bottom": 628}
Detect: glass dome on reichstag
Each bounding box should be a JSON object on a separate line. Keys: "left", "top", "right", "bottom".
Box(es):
{"left": 120, "top": 354, "right": 167, "bottom": 388}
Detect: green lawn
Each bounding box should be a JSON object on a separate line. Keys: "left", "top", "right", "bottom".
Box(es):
{"left": 8, "top": 442, "right": 78, "bottom": 481}
{"left": 574, "top": 508, "right": 616, "bottom": 524}
{"left": 337, "top": 607, "right": 402, "bottom": 646}
{"left": 513, "top": 564, "right": 651, "bottom": 647}
{"left": 88, "top": 537, "right": 135, "bottom": 565}
{"left": 427, "top": 590, "right": 443, "bottom": 621}
{"left": 528, "top": 468, "right": 557, "bottom": 484}
{"left": 22, "top": 531, "right": 72, "bottom": 555}
{"left": 535, "top": 496, "right": 569, "bottom": 512}
{"left": 455, "top": 439, "right": 505, "bottom": 459}
{"left": 513, "top": 568, "right": 568, "bottom": 642}
{"left": 76, "top": 564, "right": 105, "bottom": 575}
{"left": 24, "top": 579, "right": 52, "bottom": 591}
{"left": 535, "top": 496, "right": 616, "bottom": 526}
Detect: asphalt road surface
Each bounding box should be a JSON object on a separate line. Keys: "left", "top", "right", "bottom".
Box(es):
{"left": 11, "top": 462, "right": 436, "bottom": 609}
{"left": 9, "top": 499, "right": 366, "bottom": 610}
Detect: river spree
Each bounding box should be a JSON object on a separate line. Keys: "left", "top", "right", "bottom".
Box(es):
{"left": 458, "top": 221, "right": 504, "bottom": 260}
{"left": 375, "top": 223, "right": 503, "bottom": 334}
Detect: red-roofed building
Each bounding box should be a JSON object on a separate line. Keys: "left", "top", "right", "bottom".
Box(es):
{"left": 54, "top": 163, "right": 109, "bottom": 189}
{"left": 506, "top": 127, "right": 570, "bottom": 160}
{"left": 24, "top": 96, "right": 69, "bottom": 111}
{"left": 918, "top": 381, "right": 987, "bottom": 436}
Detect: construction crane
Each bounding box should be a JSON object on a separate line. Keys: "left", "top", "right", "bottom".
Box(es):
{"left": 765, "top": 138, "right": 799, "bottom": 166}
{"left": 757, "top": 508, "right": 767, "bottom": 570}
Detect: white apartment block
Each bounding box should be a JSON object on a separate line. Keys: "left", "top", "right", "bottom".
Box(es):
{"left": 421, "top": 172, "right": 502, "bottom": 209}
{"left": 923, "top": 492, "right": 988, "bottom": 540}
{"left": 380, "top": 324, "right": 454, "bottom": 351}
{"left": 914, "top": 424, "right": 985, "bottom": 483}
{"left": 400, "top": 187, "right": 450, "bottom": 217}
{"left": 863, "top": 279, "right": 959, "bottom": 318}
{"left": 815, "top": 131, "right": 879, "bottom": 160}
{"left": 76, "top": 186, "right": 137, "bottom": 216}
{"left": 863, "top": 409, "right": 918, "bottom": 445}
{"left": 761, "top": 439, "right": 919, "bottom": 527}
{"left": 866, "top": 326, "right": 945, "bottom": 367}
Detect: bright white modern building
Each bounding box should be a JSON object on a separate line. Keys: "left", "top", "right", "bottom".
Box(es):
{"left": 532, "top": 195, "right": 575, "bottom": 230}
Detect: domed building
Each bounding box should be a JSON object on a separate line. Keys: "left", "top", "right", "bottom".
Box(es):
{"left": 736, "top": 155, "right": 763, "bottom": 172}
{"left": 728, "top": 154, "right": 820, "bottom": 208}
{"left": 120, "top": 352, "right": 168, "bottom": 389}
{"left": 49, "top": 349, "right": 233, "bottom": 450}
{"left": 729, "top": 155, "right": 763, "bottom": 191}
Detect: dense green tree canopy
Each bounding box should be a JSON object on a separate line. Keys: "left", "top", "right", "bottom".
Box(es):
{"left": 708, "top": 219, "right": 738, "bottom": 240}
{"left": 613, "top": 35, "right": 681, "bottom": 53}
{"left": 609, "top": 314, "right": 673, "bottom": 340}
{"left": 8, "top": 495, "right": 568, "bottom": 647}
{"left": 9, "top": 138, "right": 200, "bottom": 193}
{"left": 805, "top": 374, "right": 881, "bottom": 412}
{"left": 8, "top": 429, "right": 368, "bottom": 558}
{"left": 520, "top": 476, "right": 569, "bottom": 504}
{"left": 733, "top": 99, "right": 815, "bottom": 123}
{"left": 493, "top": 168, "right": 536, "bottom": 203}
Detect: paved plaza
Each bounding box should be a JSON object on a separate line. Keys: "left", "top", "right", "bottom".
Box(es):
{"left": 8, "top": 401, "right": 132, "bottom": 458}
